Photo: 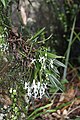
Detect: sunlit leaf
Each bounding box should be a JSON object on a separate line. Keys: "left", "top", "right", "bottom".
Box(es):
{"left": 40, "top": 51, "right": 64, "bottom": 59}
{"left": 30, "top": 27, "right": 45, "bottom": 41}
{"left": 54, "top": 59, "right": 66, "bottom": 67}
{"left": 27, "top": 103, "right": 52, "bottom": 119}
{"left": 1, "top": 0, "right": 8, "bottom": 8}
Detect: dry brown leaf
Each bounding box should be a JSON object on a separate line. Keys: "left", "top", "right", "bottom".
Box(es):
{"left": 0, "top": 94, "right": 12, "bottom": 108}
{"left": 57, "top": 110, "right": 61, "bottom": 115}
{"left": 63, "top": 109, "right": 68, "bottom": 116}
{"left": 58, "top": 88, "right": 75, "bottom": 106}
{"left": 59, "top": 94, "right": 65, "bottom": 102}
{"left": 65, "top": 87, "right": 75, "bottom": 101}
{"left": 4, "top": 95, "right": 12, "bottom": 105}
{"left": 52, "top": 112, "right": 61, "bottom": 118}
{"left": 74, "top": 98, "right": 80, "bottom": 105}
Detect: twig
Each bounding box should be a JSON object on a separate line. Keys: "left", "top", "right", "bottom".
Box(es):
{"left": 63, "top": 17, "right": 76, "bottom": 80}
{"left": 67, "top": 105, "right": 80, "bottom": 116}
{"left": 67, "top": 66, "right": 80, "bottom": 75}
{"left": 0, "top": 63, "right": 9, "bottom": 75}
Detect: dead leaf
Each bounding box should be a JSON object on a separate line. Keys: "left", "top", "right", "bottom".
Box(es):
{"left": 74, "top": 98, "right": 80, "bottom": 105}
{"left": 63, "top": 109, "right": 68, "bottom": 116}
{"left": 0, "top": 94, "right": 12, "bottom": 108}
{"left": 65, "top": 87, "right": 75, "bottom": 101}
{"left": 52, "top": 112, "right": 61, "bottom": 118}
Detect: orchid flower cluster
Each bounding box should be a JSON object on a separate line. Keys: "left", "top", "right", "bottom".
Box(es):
{"left": 25, "top": 80, "right": 47, "bottom": 99}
